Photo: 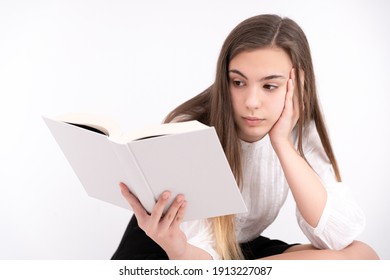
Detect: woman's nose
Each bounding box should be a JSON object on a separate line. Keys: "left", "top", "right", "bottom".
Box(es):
{"left": 245, "top": 88, "right": 262, "bottom": 110}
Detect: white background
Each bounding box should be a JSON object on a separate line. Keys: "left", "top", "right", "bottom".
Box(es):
{"left": 1, "top": 0, "right": 389, "bottom": 260}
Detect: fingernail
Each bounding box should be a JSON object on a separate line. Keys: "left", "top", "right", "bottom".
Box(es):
{"left": 162, "top": 192, "right": 170, "bottom": 200}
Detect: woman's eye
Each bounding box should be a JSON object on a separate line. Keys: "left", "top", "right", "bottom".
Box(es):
{"left": 232, "top": 80, "right": 245, "bottom": 87}
{"left": 264, "top": 84, "right": 277, "bottom": 91}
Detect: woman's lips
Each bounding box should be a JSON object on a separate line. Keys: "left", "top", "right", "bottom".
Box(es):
{"left": 242, "top": 116, "right": 265, "bottom": 126}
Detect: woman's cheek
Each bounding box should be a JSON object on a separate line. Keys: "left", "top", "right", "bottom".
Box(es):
{"left": 274, "top": 93, "right": 287, "bottom": 117}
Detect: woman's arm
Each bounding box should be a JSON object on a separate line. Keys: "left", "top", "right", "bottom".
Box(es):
{"left": 271, "top": 141, "right": 327, "bottom": 227}
{"left": 269, "top": 69, "right": 327, "bottom": 228}
{"left": 269, "top": 70, "right": 366, "bottom": 249}
{"left": 119, "top": 183, "right": 212, "bottom": 259}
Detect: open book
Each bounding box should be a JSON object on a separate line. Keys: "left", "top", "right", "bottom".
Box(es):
{"left": 43, "top": 113, "right": 247, "bottom": 221}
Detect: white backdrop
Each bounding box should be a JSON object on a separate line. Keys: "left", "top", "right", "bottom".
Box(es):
{"left": 1, "top": 0, "right": 389, "bottom": 260}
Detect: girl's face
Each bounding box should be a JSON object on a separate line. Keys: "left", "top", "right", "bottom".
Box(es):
{"left": 229, "top": 47, "right": 293, "bottom": 143}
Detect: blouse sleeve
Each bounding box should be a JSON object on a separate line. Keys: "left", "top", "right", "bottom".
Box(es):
{"left": 295, "top": 122, "right": 366, "bottom": 250}
{"left": 180, "top": 218, "right": 221, "bottom": 259}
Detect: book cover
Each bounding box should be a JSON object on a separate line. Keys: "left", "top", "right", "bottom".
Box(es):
{"left": 43, "top": 114, "right": 247, "bottom": 221}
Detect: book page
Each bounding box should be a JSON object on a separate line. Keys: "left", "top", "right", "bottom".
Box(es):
{"left": 119, "top": 120, "right": 210, "bottom": 143}
{"left": 54, "top": 112, "right": 122, "bottom": 138}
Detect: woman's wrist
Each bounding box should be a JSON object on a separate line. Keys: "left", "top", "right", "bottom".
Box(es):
{"left": 271, "top": 137, "right": 295, "bottom": 156}
{"left": 167, "top": 242, "right": 189, "bottom": 260}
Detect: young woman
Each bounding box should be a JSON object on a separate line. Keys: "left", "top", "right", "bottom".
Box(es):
{"left": 111, "top": 14, "right": 379, "bottom": 260}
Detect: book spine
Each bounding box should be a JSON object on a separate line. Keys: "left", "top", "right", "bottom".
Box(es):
{"left": 110, "top": 142, "right": 156, "bottom": 213}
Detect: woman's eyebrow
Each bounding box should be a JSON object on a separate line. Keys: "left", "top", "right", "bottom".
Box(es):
{"left": 260, "top": 74, "right": 286, "bottom": 81}
{"left": 228, "top": 69, "right": 248, "bottom": 79}
{"left": 228, "top": 69, "right": 286, "bottom": 81}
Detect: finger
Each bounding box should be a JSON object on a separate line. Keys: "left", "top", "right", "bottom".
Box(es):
{"left": 170, "top": 199, "right": 187, "bottom": 230}
{"left": 288, "top": 68, "right": 295, "bottom": 98}
{"left": 298, "top": 68, "right": 305, "bottom": 114}
{"left": 291, "top": 68, "right": 303, "bottom": 120}
{"left": 149, "top": 191, "right": 171, "bottom": 223}
{"left": 119, "top": 182, "right": 148, "bottom": 220}
{"left": 160, "top": 194, "right": 185, "bottom": 229}
{"left": 298, "top": 68, "right": 305, "bottom": 90}
{"left": 288, "top": 68, "right": 300, "bottom": 119}
{"left": 284, "top": 76, "right": 295, "bottom": 114}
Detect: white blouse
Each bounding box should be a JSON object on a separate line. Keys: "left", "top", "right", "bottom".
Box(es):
{"left": 180, "top": 121, "right": 366, "bottom": 260}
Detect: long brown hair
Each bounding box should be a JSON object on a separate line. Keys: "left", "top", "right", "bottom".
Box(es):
{"left": 165, "top": 14, "right": 341, "bottom": 259}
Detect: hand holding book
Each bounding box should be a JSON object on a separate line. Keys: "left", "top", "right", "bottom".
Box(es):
{"left": 119, "top": 182, "right": 190, "bottom": 259}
